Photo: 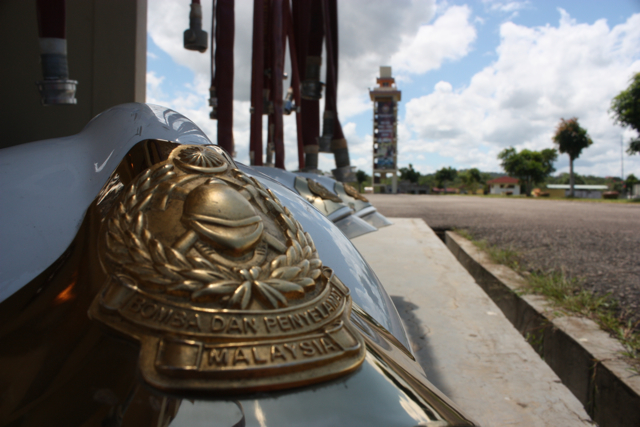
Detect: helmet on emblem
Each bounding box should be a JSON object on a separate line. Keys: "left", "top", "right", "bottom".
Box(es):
{"left": 181, "top": 181, "right": 263, "bottom": 253}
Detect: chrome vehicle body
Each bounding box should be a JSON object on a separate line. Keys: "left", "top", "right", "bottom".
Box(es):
{"left": 252, "top": 166, "right": 377, "bottom": 239}
{"left": 0, "top": 104, "right": 477, "bottom": 426}
{"left": 296, "top": 172, "right": 393, "bottom": 228}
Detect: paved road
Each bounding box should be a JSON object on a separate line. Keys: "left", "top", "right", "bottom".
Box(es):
{"left": 368, "top": 194, "right": 640, "bottom": 321}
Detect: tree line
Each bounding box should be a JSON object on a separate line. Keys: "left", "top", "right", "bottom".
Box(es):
{"left": 356, "top": 166, "right": 637, "bottom": 195}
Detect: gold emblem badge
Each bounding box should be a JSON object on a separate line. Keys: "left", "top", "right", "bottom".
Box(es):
{"left": 343, "top": 183, "right": 369, "bottom": 202}
{"left": 90, "top": 145, "right": 364, "bottom": 393}
{"left": 306, "top": 178, "right": 343, "bottom": 203}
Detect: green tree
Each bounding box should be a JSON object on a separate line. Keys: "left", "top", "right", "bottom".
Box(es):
{"left": 418, "top": 173, "right": 436, "bottom": 190}
{"left": 355, "top": 169, "right": 370, "bottom": 192}
{"left": 557, "top": 172, "right": 585, "bottom": 185}
{"left": 398, "top": 164, "right": 421, "bottom": 183}
{"left": 480, "top": 172, "right": 494, "bottom": 194}
{"left": 459, "top": 168, "right": 483, "bottom": 194}
{"left": 552, "top": 118, "right": 593, "bottom": 197}
{"left": 625, "top": 173, "right": 639, "bottom": 194}
{"left": 434, "top": 167, "right": 457, "bottom": 190}
{"left": 610, "top": 72, "right": 640, "bottom": 155}
{"left": 498, "top": 147, "right": 557, "bottom": 196}
{"left": 606, "top": 176, "right": 624, "bottom": 193}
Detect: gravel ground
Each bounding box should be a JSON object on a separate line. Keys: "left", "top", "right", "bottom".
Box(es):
{"left": 367, "top": 194, "right": 640, "bottom": 323}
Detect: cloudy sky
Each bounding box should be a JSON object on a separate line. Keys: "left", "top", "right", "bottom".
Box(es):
{"left": 147, "top": 0, "right": 640, "bottom": 178}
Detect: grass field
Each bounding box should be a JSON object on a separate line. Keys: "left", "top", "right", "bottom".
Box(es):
{"left": 454, "top": 228, "right": 640, "bottom": 370}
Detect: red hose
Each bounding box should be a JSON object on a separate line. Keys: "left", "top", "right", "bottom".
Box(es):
{"left": 36, "top": 0, "right": 66, "bottom": 39}
{"left": 284, "top": 0, "right": 304, "bottom": 170}
{"left": 271, "top": 0, "right": 285, "bottom": 169}
{"left": 322, "top": 0, "right": 344, "bottom": 142}
{"left": 215, "top": 0, "right": 235, "bottom": 155}
{"left": 249, "top": 0, "right": 264, "bottom": 165}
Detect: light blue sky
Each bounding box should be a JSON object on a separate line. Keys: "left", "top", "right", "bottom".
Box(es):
{"left": 147, "top": 0, "right": 640, "bottom": 178}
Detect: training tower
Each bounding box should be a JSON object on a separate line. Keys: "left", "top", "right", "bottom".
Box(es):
{"left": 369, "top": 66, "right": 401, "bottom": 193}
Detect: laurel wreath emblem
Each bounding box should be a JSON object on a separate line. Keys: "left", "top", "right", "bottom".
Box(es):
{"left": 105, "top": 148, "right": 323, "bottom": 310}
{"left": 307, "top": 178, "right": 343, "bottom": 203}
{"left": 343, "top": 183, "right": 369, "bottom": 203}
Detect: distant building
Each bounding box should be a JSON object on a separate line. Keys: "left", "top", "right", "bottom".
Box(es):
{"left": 431, "top": 187, "right": 458, "bottom": 195}
{"left": 546, "top": 184, "right": 608, "bottom": 199}
{"left": 398, "top": 181, "right": 430, "bottom": 194}
{"left": 487, "top": 177, "right": 520, "bottom": 195}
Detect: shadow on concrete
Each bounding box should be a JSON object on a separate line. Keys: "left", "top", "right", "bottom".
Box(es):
{"left": 391, "top": 295, "right": 452, "bottom": 397}
{"left": 429, "top": 227, "right": 451, "bottom": 243}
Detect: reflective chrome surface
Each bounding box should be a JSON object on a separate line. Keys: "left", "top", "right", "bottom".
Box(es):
{"left": 361, "top": 210, "right": 394, "bottom": 228}
{"left": 0, "top": 103, "right": 212, "bottom": 303}
{"left": 334, "top": 214, "right": 382, "bottom": 239}
{"left": 0, "top": 104, "right": 477, "bottom": 426}
{"left": 251, "top": 166, "right": 376, "bottom": 239}
{"left": 297, "top": 172, "right": 392, "bottom": 228}
{"left": 169, "top": 306, "right": 477, "bottom": 426}
{"left": 0, "top": 234, "right": 473, "bottom": 425}
{"left": 254, "top": 167, "right": 346, "bottom": 218}
{"left": 0, "top": 104, "right": 406, "bottom": 350}
{"left": 0, "top": 274, "right": 474, "bottom": 425}
{"left": 325, "top": 205, "right": 352, "bottom": 222}
{"left": 239, "top": 165, "right": 409, "bottom": 350}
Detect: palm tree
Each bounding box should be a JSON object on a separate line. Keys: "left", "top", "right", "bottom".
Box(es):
{"left": 552, "top": 118, "right": 593, "bottom": 197}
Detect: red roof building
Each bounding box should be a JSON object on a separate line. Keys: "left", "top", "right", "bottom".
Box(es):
{"left": 486, "top": 176, "right": 519, "bottom": 185}
{"left": 487, "top": 176, "right": 521, "bottom": 195}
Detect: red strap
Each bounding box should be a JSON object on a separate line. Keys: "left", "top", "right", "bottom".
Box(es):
{"left": 322, "top": 0, "right": 343, "bottom": 141}
{"left": 249, "top": 0, "right": 264, "bottom": 165}
{"left": 215, "top": 0, "right": 235, "bottom": 155}
{"left": 292, "top": 0, "right": 310, "bottom": 80}
{"left": 213, "top": 0, "right": 220, "bottom": 84}
{"left": 284, "top": 0, "right": 304, "bottom": 170}
{"left": 36, "top": 0, "right": 66, "bottom": 39}
{"left": 271, "top": 0, "right": 285, "bottom": 169}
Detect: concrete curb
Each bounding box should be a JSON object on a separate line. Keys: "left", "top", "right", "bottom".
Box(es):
{"left": 445, "top": 231, "right": 640, "bottom": 427}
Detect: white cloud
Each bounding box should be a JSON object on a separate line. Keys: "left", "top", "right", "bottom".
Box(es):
{"left": 331, "top": 0, "right": 439, "bottom": 118}
{"left": 434, "top": 81, "right": 453, "bottom": 93}
{"left": 146, "top": 71, "right": 166, "bottom": 103}
{"left": 391, "top": 5, "right": 477, "bottom": 75}
{"left": 403, "top": 11, "right": 640, "bottom": 176}
{"left": 482, "top": 0, "right": 529, "bottom": 14}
